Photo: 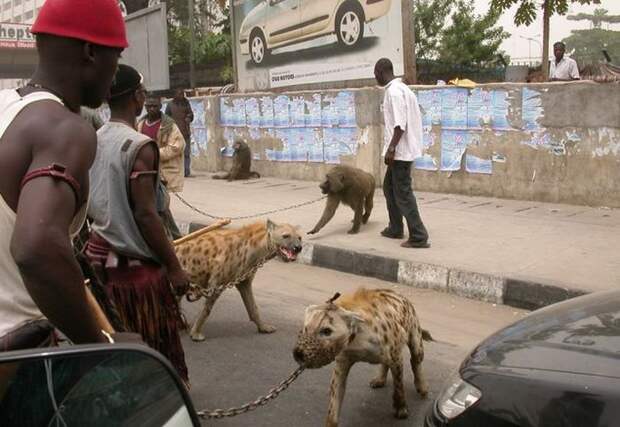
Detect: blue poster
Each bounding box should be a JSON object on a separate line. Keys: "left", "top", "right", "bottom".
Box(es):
{"left": 245, "top": 97, "right": 260, "bottom": 128}
{"left": 440, "top": 130, "right": 469, "bottom": 171}
{"left": 522, "top": 88, "right": 543, "bottom": 131}
{"left": 334, "top": 91, "right": 356, "bottom": 127}
{"left": 219, "top": 97, "right": 233, "bottom": 126}
{"left": 273, "top": 95, "right": 290, "bottom": 128}
{"left": 321, "top": 95, "right": 339, "bottom": 127}
{"left": 308, "top": 129, "right": 324, "bottom": 163}
{"left": 259, "top": 96, "right": 274, "bottom": 128}
{"left": 305, "top": 94, "right": 322, "bottom": 127}
{"left": 467, "top": 88, "right": 492, "bottom": 129}
{"left": 417, "top": 89, "right": 442, "bottom": 127}
{"left": 465, "top": 155, "right": 492, "bottom": 174}
{"left": 441, "top": 88, "right": 468, "bottom": 129}
{"left": 491, "top": 90, "right": 511, "bottom": 130}
{"left": 231, "top": 98, "right": 246, "bottom": 127}
{"left": 290, "top": 96, "right": 306, "bottom": 127}
{"left": 415, "top": 155, "right": 438, "bottom": 171}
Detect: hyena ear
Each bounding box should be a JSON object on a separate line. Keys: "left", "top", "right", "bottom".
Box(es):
{"left": 341, "top": 308, "right": 365, "bottom": 331}
{"left": 266, "top": 219, "right": 276, "bottom": 232}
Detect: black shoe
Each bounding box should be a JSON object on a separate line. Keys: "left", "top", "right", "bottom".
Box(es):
{"left": 380, "top": 228, "right": 404, "bottom": 239}
{"left": 401, "top": 240, "right": 431, "bottom": 249}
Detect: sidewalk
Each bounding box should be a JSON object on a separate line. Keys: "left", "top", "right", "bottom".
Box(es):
{"left": 171, "top": 173, "right": 620, "bottom": 310}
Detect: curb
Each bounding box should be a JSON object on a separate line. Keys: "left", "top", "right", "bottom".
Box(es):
{"left": 181, "top": 221, "right": 589, "bottom": 311}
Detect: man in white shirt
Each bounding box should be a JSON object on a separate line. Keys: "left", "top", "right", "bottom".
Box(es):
{"left": 549, "top": 42, "right": 580, "bottom": 81}
{"left": 374, "top": 58, "right": 430, "bottom": 248}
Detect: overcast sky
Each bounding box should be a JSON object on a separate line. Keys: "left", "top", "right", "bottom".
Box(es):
{"left": 471, "top": 0, "right": 620, "bottom": 62}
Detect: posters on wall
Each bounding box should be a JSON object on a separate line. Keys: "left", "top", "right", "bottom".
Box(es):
{"left": 220, "top": 91, "right": 358, "bottom": 164}
{"left": 232, "top": 0, "right": 404, "bottom": 91}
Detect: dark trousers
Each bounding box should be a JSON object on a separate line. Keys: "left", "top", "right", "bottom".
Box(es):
{"left": 183, "top": 135, "right": 191, "bottom": 177}
{"left": 383, "top": 160, "right": 429, "bottom": 243}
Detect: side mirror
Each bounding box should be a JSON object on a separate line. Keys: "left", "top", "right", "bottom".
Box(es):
{"left": 0, "top": 344, "right": 200, "bottom": 426}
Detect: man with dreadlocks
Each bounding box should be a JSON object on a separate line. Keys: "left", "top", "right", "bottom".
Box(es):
{"left": 85, "top": 64, "right": 191, "bottom": 385}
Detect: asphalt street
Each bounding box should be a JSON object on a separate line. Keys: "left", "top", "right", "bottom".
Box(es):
{"left": 181, "top": 261, "right": 527, "bottom": 427}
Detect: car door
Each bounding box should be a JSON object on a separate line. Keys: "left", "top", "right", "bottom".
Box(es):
{"left": 300, "top": 0, "right": 337, "bottom": 37}
{"left": 265, "top": 0, "right": 302, "bottom": 46}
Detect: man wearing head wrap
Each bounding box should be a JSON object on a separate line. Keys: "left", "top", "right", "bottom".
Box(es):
{"left": 0, "top": 0, "right": 131, "bottom": 350}
{"left": 85, "top": 64, "right": 191, "bottom": 385}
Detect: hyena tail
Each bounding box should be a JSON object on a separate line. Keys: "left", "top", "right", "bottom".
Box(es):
{"left": 421, "top": 329, "right": 434, "bottom": 342}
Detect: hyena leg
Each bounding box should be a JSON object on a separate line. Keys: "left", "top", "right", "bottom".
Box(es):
{"left": 369, "top": 364, "right": 389, "bottom": 388}
{"left": 189, "top": 287, "right": 224, "bottom": 342}
{"left": 326, "top": 358, "right": 353, "bottom": 427}
{"left": 409, "top": 327, "right": 428, "bottom": 397}
{"left": 362, "top": 190, "right": 374, "bottom": 224}
{"left": 390, "top": 358, "right": 409, "bottom": 419}
{"left": 236, "top": 277, "right": 276, "bottom": 334}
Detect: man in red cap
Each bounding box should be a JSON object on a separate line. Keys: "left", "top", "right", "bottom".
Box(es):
{"left": 0, "top": 0, "right": 130, "bottom": 350}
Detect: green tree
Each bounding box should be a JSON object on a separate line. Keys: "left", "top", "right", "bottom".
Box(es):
{"left": 563, "top": 9, "right": 620, "bottom": 64}
{"left": 490, "top": 0, "right": 602, "bottom": 80}
{"left": 413, "top": 0, "right": 453, "bottom": 60}
{"left": 439, "top": 0, "right": 509, "bottom": 66}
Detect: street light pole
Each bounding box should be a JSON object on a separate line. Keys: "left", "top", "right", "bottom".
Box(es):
{"left": 188, "top": 0, "right": 196, "bottom": 89}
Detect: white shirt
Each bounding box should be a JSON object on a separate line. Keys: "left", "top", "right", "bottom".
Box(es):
{"left": 382, "top": 78, "right": 424, "bottom": 161}
{"left": 550, "top": 56, "right": 580, "bottom": 81}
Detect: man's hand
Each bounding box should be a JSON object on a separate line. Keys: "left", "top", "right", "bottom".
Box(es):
{"left": 168, "top": 267, "right": 190, "bottom": 297}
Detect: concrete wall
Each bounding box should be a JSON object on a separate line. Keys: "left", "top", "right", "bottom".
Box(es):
{"left": 189, "top": 81, "right": 620, "bottom": 208}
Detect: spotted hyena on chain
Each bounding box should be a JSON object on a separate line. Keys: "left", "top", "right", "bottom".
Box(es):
{"left": 176, "top": 220, "right": 302, "bottom": 342}
{"left": 293, "top": 288, "right": 432, "bottom": 427}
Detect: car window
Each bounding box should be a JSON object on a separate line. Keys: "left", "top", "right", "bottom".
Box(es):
{"left": 0, "top": 351, "right": 191, "bottom": 427}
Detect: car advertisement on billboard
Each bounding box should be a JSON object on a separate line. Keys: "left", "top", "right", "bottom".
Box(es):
{"left": 233, "top": 0, "right": 404, "bottom": 91}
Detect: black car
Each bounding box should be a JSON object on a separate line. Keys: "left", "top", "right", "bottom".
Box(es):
{"left": 426, "top": 290, "right": 620, "bottom": 427}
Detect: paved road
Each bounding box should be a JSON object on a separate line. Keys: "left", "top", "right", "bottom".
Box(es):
{"left": 181, "top": 262, "right": 527, "bottom": 426}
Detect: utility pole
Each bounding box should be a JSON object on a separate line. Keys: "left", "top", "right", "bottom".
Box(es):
{"left": 401, "top": 0, "right": 417, "bottom": 84}
{"left": 188, "top": 0, "right": 196, "bottom": 88}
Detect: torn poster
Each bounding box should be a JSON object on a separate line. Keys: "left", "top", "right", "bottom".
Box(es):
{"left": 465, "top": 155, "right": 492, "bottom": 174}
{"left": 440, "top": 130, "right": 469, "bottom": 171}
{"left": 521, "top": 88, "right": 544, "bottom": 131}
{"left": 441, "top": 88, "right": 468, "bottom": 129}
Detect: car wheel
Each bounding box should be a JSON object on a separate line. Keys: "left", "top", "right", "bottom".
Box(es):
{"left": 336, "top": 4, "right": 364, "bottom": 47}
{"left": 250, "top": 31, "right": 268, "bottom": 65}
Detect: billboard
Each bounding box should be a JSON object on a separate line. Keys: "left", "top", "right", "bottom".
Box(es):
{"left": 0, "top": 23, "right": 35, "bottom": 49}
{"left": 232, "top": 0, "right": 404, "bottom": 91}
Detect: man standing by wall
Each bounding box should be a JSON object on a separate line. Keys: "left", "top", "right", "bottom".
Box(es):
{"left": 86, "top": 65, "right": 190, "bottom": 385}
{"left": 549, "top": 42, "right": 580, "bottom": 81}
{"left": 166, "top": 89, "right": 194, "bottom": 177}
{"left": 0, "top": 0, "right": 130, "bottom": 350}
{"left": 138, "top": 95, "right": 185, "bottom": 239}
{"left": 374, "top": 58, "right": 430, "bottom": 249}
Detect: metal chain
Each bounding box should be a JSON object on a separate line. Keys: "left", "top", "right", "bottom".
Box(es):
{"left": 184, "top": 252, "right": 273, "bottom": 302}
{"left": 197, "top": 366, "right": 305, "bottom": 419}
{"left": 173, "top": 192, "right": 326, "bottom": 221}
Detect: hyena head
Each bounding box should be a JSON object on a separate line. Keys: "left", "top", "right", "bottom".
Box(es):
{"left": 266, "top": 219, "right": 302, "bottom": 262}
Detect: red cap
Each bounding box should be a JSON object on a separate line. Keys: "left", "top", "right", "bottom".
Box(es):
{"left": 32, "top": 0, "right": 128, "bottom": 48}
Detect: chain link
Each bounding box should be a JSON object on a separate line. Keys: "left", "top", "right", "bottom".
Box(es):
{"left": 173, "top": 192, "right": 326, "bottom": 221}
{"left": 184, "top": 252, "right": 273, "bottom": 302}
{"left": 196, "top": 366, "right": 305, "bottom": 419}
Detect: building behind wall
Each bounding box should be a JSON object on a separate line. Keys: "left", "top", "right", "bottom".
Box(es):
{"left": 1, "top": 0, "right": 44, "bottom": 88}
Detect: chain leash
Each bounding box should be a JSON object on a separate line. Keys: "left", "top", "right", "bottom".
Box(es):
{"left": 196, "top": 366, "right": 305, "bottom": 419}
{"left": 173, "top": 192, "right": 326, "bottom": 221}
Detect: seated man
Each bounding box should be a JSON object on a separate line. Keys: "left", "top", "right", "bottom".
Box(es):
{"left": 85, "top": 65, "right": 190, "bottom": 385}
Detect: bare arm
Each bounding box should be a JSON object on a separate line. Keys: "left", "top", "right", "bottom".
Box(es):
{"left": 130, "top": 142, "right": 189, "bottom": 295}
{"left": 10, "top": 117, "right": 108, "bottom": 344}
{"left": 308, "top": 195, "right": 340, "bottom": 234}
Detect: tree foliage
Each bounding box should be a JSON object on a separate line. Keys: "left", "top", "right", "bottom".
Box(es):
{"left": 567, "top": 8, "right": 620, "bottom": 28}
{"left": 438, "top": 1, "right": 509, "bottom": 66}
{"left": 413, "top": 0, "right": 453, "bottom": 60}
{"left": 489, "top": 0, "right": 601, "bottom": 26}
{"left": 563, "top": 28, "right": 620, "bottom": 64}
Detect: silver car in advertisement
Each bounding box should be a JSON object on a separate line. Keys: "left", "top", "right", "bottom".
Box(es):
{"left": 239, "top": 0, "right": 393, "bottom": 65}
